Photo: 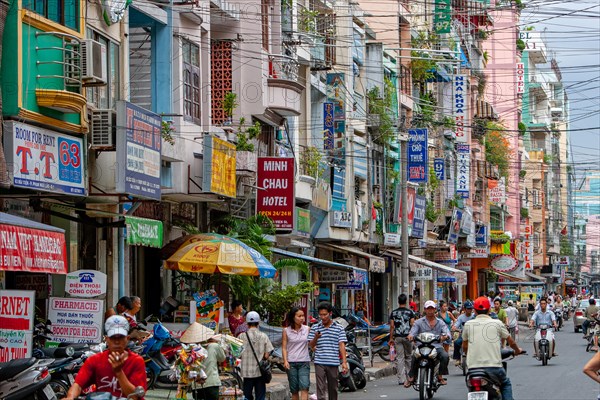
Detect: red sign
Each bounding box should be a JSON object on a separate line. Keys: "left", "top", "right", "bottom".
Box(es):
{"left": 256, "top": 158, "right": 295, "bottom": 230}
{"left": 0, "top": 223, "right": 67, "bottom": 274}
{"left": 0, "top": 290, "right": 35, "bottom": 361}
{"left": 397, "top": 187, "right": 416, "bottom": 226}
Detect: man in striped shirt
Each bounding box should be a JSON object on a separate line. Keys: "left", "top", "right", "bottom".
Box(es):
{"left": 308, "top": 302, "right": 348, "bottom": 400}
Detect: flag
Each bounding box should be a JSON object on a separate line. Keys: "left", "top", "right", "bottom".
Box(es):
{"left": 560, "top": 226, "right": 567, "bottom": 236}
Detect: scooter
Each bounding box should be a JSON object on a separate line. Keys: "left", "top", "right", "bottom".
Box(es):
{"left": 466, "top": 348, "right": 525, "bottom": 400}
{"left": 137, "top": 320, "right": 175, "bottom": 389}
{"left": 536, "top": 324, "right": 552, "bottom": 366}
{"left": 0, "top": 357, "right": 57, "bottom": 400}
{"left": 411, "top": 333, "right": 443, "bottom": 400}
{"left": 370, "top": 332, "right": 391, "bottom": 362}
{"left": 338, "top": 347, "right": 366, "bottom": 392}
{"left": 586, "top": 319, "right": 600, "bottom": 352}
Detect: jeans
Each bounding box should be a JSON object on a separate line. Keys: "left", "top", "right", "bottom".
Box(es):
{"left": 453, "top": 336, "right": 463, "bottom": 360}
{"left": 408, "top": 346, "right": 449, "bottom": 378}
{"left": 479, "top": 367, "right": 513, "bottom": 400}
{"left": 394, "top": 337, "right": 413, "bottom": 383}
{"left": 243, "top": 376, "right": 267, "bottom": 400}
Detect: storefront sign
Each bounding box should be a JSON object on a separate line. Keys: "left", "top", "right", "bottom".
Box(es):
{"left": 319, "top": 269, "right": 348, "bottom": 283}
{"left": 296, "top": 208, "right": 311, "bottom": 237}
{"left": 412, "top": 195, "right": 426, "bottom": 238}
{"left": 48, "top": 297, "right": 104, "bottom": 343}
{"left": 522, "top": 225, "right": 533, "bottom": 270}
{"left": 489, "top": 177, "right": 506, "bottom": 204}
{"left": 434, "top": 245, "right": 458, "bottom": 265}
{"left": 491, "top": 255, "right": 519, "bottom": 273}
{"left": 447, "top": 208, "right": 463, "bottom": 244}
{"left": 453, "top": 74, "right": 468, "bottom": 143}
{"left": 370, "top": 257, "right": 386, "bottom": 273}
{"left": 407, "top": 128, "right": 428, "bottom": 183}
{"left": 466, "top": 247, "right": 489, "bottom": 258}
{"left": 331, "top": 210, "right": 352, "bottom": 228}
{"left": 323, "top": 102, "right": 334, "bottom": 150}
{"left": 350, "top": 269, "right": 368, "bottom": 285}
{"left": 337, "top": 283, "right": 362, "bottom": 290}
{"left": 433, "top": 158, "right": 445, "bottom": 181}
{"left": 125, "top": 216, "right": 163, "bottom": 248}
{"left": 476, "top": 225, "right": 488, "bottom": 246}
{"left": 516, "top": 63, "right": 525, "bottom": 93}
{"left": 65, "top": 270, "right": 107, "bottom": 298}
{"left": 456, "top": 144, "right": 470, "bottom": 198}
{"left": 0, "top": 290, "right": 35, "bottom": 361}
{"left": 437, "top": 273, "right": 455, "bottom": 283}
{"left": 256, "top": 158, "right": 295, "bottom": 230}
{"left": 434, "top": 0, "right": 452, "bottom": 34}
{"left": 456, "top": 259, "right": 471, "bottom": 272}
{"left": 414, "top": 267, "right": 433, "bottom": 281}
{"left": 4, "top": 121, "right": 85, "bottom": 196}
{"left": 396, "top": 186, "right": 416, "bottom": 228}
{"left": 116, "top": 101, "right": 162, "bottom": 200}
{"left": 14, "top": 273, "right": 49, "bottom": 298}
{"left": 384, "top": 233, "right": 401, "bottom": 247}
{"left": 0, "top": 222, "right": 67, "bottom": 274}
{"left": 557, "top": 256, "right": 570, "bottom": 266}
{"left": 202, "top": 136, "right": 236, "bottom": 198}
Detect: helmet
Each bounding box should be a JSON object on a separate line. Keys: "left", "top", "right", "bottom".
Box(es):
{"left": 463, "top": 301, "right": 474, "bottom": 309}
{"left": 474, "top": 296, "right": 491, "bottom": 311}
{"left": 246, "top": 311, "right": 260, "bottom": 323}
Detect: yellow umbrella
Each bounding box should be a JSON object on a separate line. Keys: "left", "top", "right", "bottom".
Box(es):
{"left": 164, "top": 239, "right": 276, "bottom": 278}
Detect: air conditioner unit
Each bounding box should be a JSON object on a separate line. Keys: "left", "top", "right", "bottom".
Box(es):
{"left": 81, "top": 39, "right": 107, "bottom": 86}
{"left": 90, "top": 109, "right": 116, "bottom": 149}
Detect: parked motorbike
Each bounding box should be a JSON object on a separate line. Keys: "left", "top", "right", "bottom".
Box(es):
{"left": 536, "top": 324, "right": 552, "bottom": 366}
{"left": 370, "top": 332, "right": 391, "bottom": 362}
{"left": 338, "top": 345, "right": 366, "bottom": 392}
{"left": 0, "top": 357, "right": 57, "bottom": 400}
{"left": 137, "top": 320, "right": 175, "bottom": 389}
{"left": 411, "top": 332, "right": 443, "bottom": 400}
{"left": 466, "top": 348, "right": 525, "bottom": 400}
{"left": 268, "top": 347, "right": 286, "bottom": 372}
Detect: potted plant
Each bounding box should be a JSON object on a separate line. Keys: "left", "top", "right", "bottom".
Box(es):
{"left": 300, "top": 146, "right": 324, "bottom": 181}
{"left": 236, "top": 118, "right": 261, "bottom": 172}
{"left": 222, "top": 92, "right": 238, "bottom": 125}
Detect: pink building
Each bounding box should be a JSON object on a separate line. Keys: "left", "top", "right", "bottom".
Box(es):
{"left": 483, "top": 2, "right": 521, "bottom": 237}
{"left": 585, "top": 215, "right": 600, "bottom": 274}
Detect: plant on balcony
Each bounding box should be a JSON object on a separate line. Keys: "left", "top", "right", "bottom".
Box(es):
{"left": 222, "top": 92, "right": 238, "bottom": 125}
{"left": 425, "top": 200, "right": 441, "bottom": 223}
{"left": 410, "top": 31, "right": 439, "bottom": 85}
{"left": 516, "top": 38, "right": 526, "bottom": 52}
{"left": 448, "top": 194, "right": 463, "bottom": 209}
{"left": 298, "top": 6, "right": 319, "bottom": 34}
{"left": 236, "top": 117, "right": 261, "bottom": 151}
{"left": 484, "top": 121, "right": 510, "bottom": 178}
{"left": 161, "top": 120, "right": 176, "bottom": 146}
{"left": 301, "top": 146, "right": 324, "bottom": 178}
{"left": 366, "top": 80, "right": 396, "bottom": 145}
{"left": 543, "top": 154, "right": 553, "bottom": 164}
{"left": 519, "top": 169, "right": 527, "bottom": 179}
{"left": 518, "top": 121, "right": 527, "bottom": 136}
{"left": 520, "top": 207, "right": 529, "bottom": 220}
{"left": 438, "top": 115, "right": 455, "bottom": 129}
{"left": 413, "top": 91, "right": 437, "bottom": 128}
{"left": 490, "top": 233, "right": 510, "bottom": 244}
{"left": 482, "top": 51, "right": 490, "bottom": 65}
{"left": 560, "top": 236, "right": 574, "bottom": 256}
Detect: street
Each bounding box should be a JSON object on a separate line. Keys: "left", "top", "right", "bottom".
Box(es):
{"left": 343, "top": 318, "right": 599, "bottom": 400}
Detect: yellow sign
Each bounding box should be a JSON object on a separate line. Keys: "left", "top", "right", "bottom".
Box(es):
{"left": 203, "top": 136, "right": 236, "bottom": 198}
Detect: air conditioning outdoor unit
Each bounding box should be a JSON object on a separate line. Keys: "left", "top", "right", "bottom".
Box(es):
{"left": 90, "top": 109, "right": 116, "bottom": 149}
{"left": 81, "top": 39, "right": 107, "bottom": 86}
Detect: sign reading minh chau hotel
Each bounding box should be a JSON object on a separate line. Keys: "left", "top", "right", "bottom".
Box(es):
{"left": 256, "top": 158, "right": 295, "bottom": 231}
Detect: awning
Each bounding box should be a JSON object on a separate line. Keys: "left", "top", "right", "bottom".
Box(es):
{"left": 526, "top": 272, "right": 547, "bottom": 282}
{"left": 383, "top": 249, "right": 467, "bottom": 280}
{"left": 495, "top": 271, "right": 526, "bottom": 282}
{"left": 270, "top": 247, "right": 353, "bottom": 272}
{"left": 0, "top": 212, "right": 67, "bottom": 274}
{"left": 321, "top": 244, "right": 386, "bottom": 273}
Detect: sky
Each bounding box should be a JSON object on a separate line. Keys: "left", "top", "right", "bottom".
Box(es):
{"left": 524, "top": 0, "right": 600, "bottom": 177}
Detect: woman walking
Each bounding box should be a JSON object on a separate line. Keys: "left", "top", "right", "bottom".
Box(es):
{"left": 282, "top": 307, "right": 310, "bottom": 400}
{"left": 438, "top": 300, "right": 456, "bottom": 353}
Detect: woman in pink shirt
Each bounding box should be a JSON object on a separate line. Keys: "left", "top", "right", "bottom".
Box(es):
{"left": 282, "top": 307, "right": 311, "bottom": 400}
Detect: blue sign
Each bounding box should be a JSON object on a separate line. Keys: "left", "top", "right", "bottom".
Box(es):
{"left": 116, "top": 101, "right": 162, "bottom": 200}
{"left": 337, "top": 283, "right": 363, "bottom": 290}
{"left": 476, "top": 224, "right": 488, "bottom": 246}
{"left": 412, "top": 195, "right": 427, "bottom": 238}
{"left": 447, "top": 209, "right": 463, "bottom": 244}
{"left": 437, "top": 276, "right": 456, "bottom": 283}
{"left": 323, "top": 102, "right": 334, "bottom": 150}
{"left": 407, "top": 128, "right": 428, "bottom": 183}
{"left": 433, "top": 158, "right": 445, "bottom": 181}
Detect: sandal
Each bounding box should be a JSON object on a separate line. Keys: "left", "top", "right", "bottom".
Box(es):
{"left": 404, "top": 379, "right": 413, "bottom": 388}
{"left": 438, "top": 378, "right": 448, "bottom": 385}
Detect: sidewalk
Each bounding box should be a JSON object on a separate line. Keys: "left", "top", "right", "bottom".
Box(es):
{"left": 145, "top": 359, "right": 395, "bottom": 400}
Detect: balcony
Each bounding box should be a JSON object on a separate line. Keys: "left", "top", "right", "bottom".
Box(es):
{"left": 520, "top": 31, "right": 547, "bottom": 64}
{"left": 266, "top": 54, "right": 305, "bottom": 116}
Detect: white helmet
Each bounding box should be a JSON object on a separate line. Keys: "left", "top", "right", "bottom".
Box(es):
{"left": 246, "top": 311, "right": 260, "bottom": 323}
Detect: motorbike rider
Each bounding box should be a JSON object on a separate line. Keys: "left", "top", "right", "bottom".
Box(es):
{"left": 63, "top": 315, "right": 147, "bottom": 400}
{"left": 405, "top": 300, "right": 450, "bottom": 387}
{"left": 583, "top": 298, "right": 599, "bottom": 337}
{"left": 451, "top": 300, "right": 475, "bottom": 366}
{"left": 528, "top": 297, "right": 558, "bottom": 358}
{"left": 462, "top": 297, "right": 524, "bottom": 400}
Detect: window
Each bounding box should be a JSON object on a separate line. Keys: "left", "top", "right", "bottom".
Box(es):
{"left": 23, "top": 0, "right": 79, "bottom": 31}
{"left": 86, "top": 29, "right": 120, "bottom": 109}
{"left": 182, "top": 40, "right": 201, "bottom": 122}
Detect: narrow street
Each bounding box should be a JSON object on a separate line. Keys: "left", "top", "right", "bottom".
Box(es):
{"left": 343, "top": 318, "right": 600, "bottom": 400}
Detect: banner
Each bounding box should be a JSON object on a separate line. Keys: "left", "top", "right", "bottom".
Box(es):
{"left": 456, "top": 144, "right": 470, "bottom": 198}
{"left": 256, "top": 158, "right": 295, "bottom": 230}
{"left": 323, "top": 102, "right": 334, "bottom": 150}
{"left": 0, "top": 290, "right": 35, "bottom": 361}
{"left": 434, "top": 0, "right": 452, "bottom": 34}
{"left": 412, "top": 195, "right": 426, "bottom": 238}
{"left": 407, "top": 128, "right": 428, "bottom": 183}
{"left": 488, "top": 177, "right": 506, "bottom": 204}
{"left": 65, "top": 270, "right": 107, "bottom": 298}
{"left": 433, "top": 158, "right": 445, "bottom": 181}
{"left": 48, "top": 298, "right": 104, "bottom": 343}
{"left": 202, "top": 136, "right": 236, "bottom": 198}
{"left": 522, "top": 225, "right": 534, "bottom": 270}
{"left": 447, "top": 208, "right": 463, "bottom": 244}
{"left": 4, "top": 121, "right": 85, "bottom": 196}
{"left": 476, "top": 224, "right": 488, "bottom": 246}
{"left": 453, "top": 74, "right": 468, "bottom": 142}
{"left": 396, "top": 186, "right": 416, "bottom": 229}
{"left": 125, "top": 216, "right": 163, "bottom": 248}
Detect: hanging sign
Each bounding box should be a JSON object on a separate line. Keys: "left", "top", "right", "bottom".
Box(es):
{"left": 202, "top": 136, "right": 236, "bottom": 198}
{"left": 323, "top": 103, "right": 335, "bottom": 150}
{"left": 453, "top": 74, "right": 469, "bottom": 143}
{"left": 414, "top": 267, "right": 433, "bottom": 281}
{"left": 516, "top": 63, "right": 525, "bottom": 93}
{"left": 256, "top": 158, "right": 295, "bottom": 231}
{"left": 433, "top": 158, "right": 445, "bottom": 181}
{"left": 48, "top": 297, "right": 104, "bottom": 343}
{"left": 0, "top": 290, "right": 35, "bottom": 362}
{"left": 447, "top": 208, "right": 463, "bottom": 244}
{"left": 456, "top": 144, "right": 470, "bottom": 198}
{"left": 125, "top": 216, "right": 163, "bottom": 248}
{"left": 489, "top": 177, "right": 506, "bottom": 204}
{"left": 522, "top": 225, "right": 534, "bottom": 270}
{"left": 456, "top": 259, "right": 472, "bottom": 272}
{"left": 65, "top": 270, "right": 108, "bottom": 298}
{"left": 434, "top": 0, "right": 452, "bottom": 34}
{"left": 412, "top": 195, "right": 427, "bottom": 238}
{"left": 407, "top": 128, "right": 428, "bottom": 183}
{"left": 491, "top": 255, "right": 519, "bottom": 273}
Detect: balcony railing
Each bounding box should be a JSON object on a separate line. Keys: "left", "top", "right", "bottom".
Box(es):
{"left": 268, "top": 54, "right": 299, "bottom": 81}
{"left": 35, "top": 31, "right": 82, "bottom": 92}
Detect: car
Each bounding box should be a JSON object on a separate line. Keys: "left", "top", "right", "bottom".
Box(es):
{"left": 574, "top": 299, "right": 590, "bottom": 333}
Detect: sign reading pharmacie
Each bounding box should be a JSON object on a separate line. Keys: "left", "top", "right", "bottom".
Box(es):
{"left": 0, "top": 290, "right": 35, "bottom": 362}
{"left": 125, "top": 216, "right": 163, "bottom": 248}
{"left": 48, "top": 297, "right": 104, "bottom": 344}
{"left": 256, "top": 158, "right": 295, "bottom": 231}
{"left": 4, "top": 121, "right": 86, "bottom": 196}
{"left": 202, "top": 136, "right": 236, "bottom": 198}
{"left": 65, "top": 270, "right": 107, "bottom": 298}
{"left": 116, "top": 101, "right": 162, "bottom": 200}
{"left": 491, "top": 254, "right": 519, "bottom": 273}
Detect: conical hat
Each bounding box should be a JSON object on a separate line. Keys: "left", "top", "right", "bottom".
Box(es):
{"left": 180, "top": 322, "right": 216, "bottom": 344}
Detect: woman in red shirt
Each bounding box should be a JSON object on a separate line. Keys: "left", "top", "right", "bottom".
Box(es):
{"left": 228, "top": 300, "right": 245, "bottom": 337}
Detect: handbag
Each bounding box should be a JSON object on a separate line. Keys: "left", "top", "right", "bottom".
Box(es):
{"left": 246, "top": 331, "right": 272, "bottom": 383}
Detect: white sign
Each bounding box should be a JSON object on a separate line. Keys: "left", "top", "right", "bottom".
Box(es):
{"left": 48, "top": 298, "right": 104, "bottom": 343}
{"left": 453, "top": 74, "right": 469, "bottom": 143}
{"left": 491, "top": 255, "right": 519, "bottom": 273}
{"left": 331, "top": 211, "right": 352, "bottom": 228}
{"left": 489, "top": 177, "right": 506, "bottom": 204}
{"left": 516, "top": 63, "right": 525, "bottom": 93}
{"left": 384, "top": 233, "right": 401, "bottom": 247}
{"left": 456, "top": 144, "right": 470, "bottom": 198}
{"left": 522, "top": 225, "right": 534, "bottom": 270}
{"left": 0, "top": 290, "right": 35, "bottom": 362}
{"left": 414, "top": 267, "right": 433, "bottom": 281}
{"left": 4, "top": 121, "right": 86, "bottom": 196}
{"left": 319, "top": 269, "right": 348, "bottom": 283}
{"left": 456, "top": 259, "right": 472, "bottom": 272}
{"left": 370, "top": 257, "right": 386, "bottom": 273}
{"left": 557, "top": 256, "right": 570, "bottom": 266}
{"left": 65, "top": 270, "right": 107, "bottom": 298}
{"left": 466, "top": 247, "right": 489, "bottom": 258}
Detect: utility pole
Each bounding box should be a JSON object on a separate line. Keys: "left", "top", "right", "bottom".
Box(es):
{"left": 400, "top": 127, "right": 410, "bottom": 293}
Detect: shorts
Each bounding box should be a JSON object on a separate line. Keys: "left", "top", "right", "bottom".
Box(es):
{"left": 287, "top": 362, "right": 310, "bottom": 393}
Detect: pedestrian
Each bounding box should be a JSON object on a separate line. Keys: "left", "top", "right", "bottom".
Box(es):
{"left": 527, "top": 294, "right": 536, "bottom": 322}
{"left": 505, "top": 300, "right": 519, "bottom": 340}
{"left": 240, "top": 311, "right": 273, "bottom": 400}
{"left": 583, "top": 351, "right": 600, "bottom": 389}
{"left": 388, "top": 294, "right": 415, "bottom": 386}
{"left": 228, "top": 300, "right": 245, "bottom": 337}
{"left": 105, "top": 296, "right": 133, "bottom": 321}
{"left": 437, "top": 300, "right": 456, "bottom": 353}
{"left": 308, "top": 302, "right": 348, "bottom": 400}
{"left": 282, "top": 307, "right": 310, "bottom": 400}
{"left": 409, "top": 295, "right": 418, "bottom": 313}
{"left": 493, "top": 298, "right": 508, "bottom": 326}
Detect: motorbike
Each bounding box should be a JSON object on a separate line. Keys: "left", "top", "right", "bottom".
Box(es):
{"left": 268, "top": 347, "right": 286, "bottom": 372}
{"left": 338, "top": 344, "right": 366, "bottom": 392}
{"left": 466, "top": 348, "right": 524, "bottom": 400}
{"left": 411, "top": 332, "right": 443, "bottom": 400}
{"left": 370, "top": 332, "right": 391, "bottom": 362}
{"left": 0, "top": 357, "right": 57, "bottom": 400}
{"left": 535, "top": 324, "right": 552, "bottom": 366}
{"left": 586, "top": 319, "right": 600, "bottom": 352}
{"left": 137, "top": 320, "right": 175, "bottom": 389}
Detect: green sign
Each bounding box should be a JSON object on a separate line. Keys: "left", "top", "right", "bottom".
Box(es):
{"left": 125, "top": 216, "right": 163, "bottom": 248}
{"left": 296, "top": 208, "right": 310, "bottom": 237}
{"left": 434, "top": 0, "right": 452, "bottom": 34}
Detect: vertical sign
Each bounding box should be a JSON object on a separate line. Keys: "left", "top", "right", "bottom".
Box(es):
{"left": 412, "top": 195, "right": 427, "bottom": 238}
{"left": 323, "top": 102, "right": 334, "bottom": 150}
{"left": 407, "top": 128, "right": 429, "bottom": 183}
{"left": 202, "top": 136, "right": 237, "bottom": 198}
{"left": 395, "top": 186, "right": 416, "bottom": 229}
{"left": 256, "top": 158, "right": 295, "bottom": 231}
{"left": 453, "top": 74, "right": 468, "bottom": 143}
{"left": 456, "top": 144, "right": 470, "bottom": 198}
{"left": 447, "top": 209, "right": 463, "bottom": 244}
{"left": 488, "top": 177, "right": 506, "bottom": 204}
{"left": 326, "top": 73, "right": 346, "bottom": 121}
{"left": 0, "top": 290, "right": 35, "bottom": 361}
{"left": 516, "top": 63, "right": 525, "bottom": 93}
{"left": 433, "top": 158, "right": 445, "bottom": 181}
{"left": 434, "top": 0, "right": 452, "bottom": 34}
{"left": 475, "top": 224, "right": 488, "bottom": 247}
{"left": 522, "top": 225, "right": 534, "bottom": 270}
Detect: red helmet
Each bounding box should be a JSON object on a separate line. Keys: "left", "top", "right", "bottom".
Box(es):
{"left": 473, "top": 296, "right": 491, "bottom": 311}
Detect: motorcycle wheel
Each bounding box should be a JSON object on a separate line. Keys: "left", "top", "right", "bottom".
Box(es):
{"left": 49, "top": 379, "right": 69, "bottom": 399}
{"left": 587, "top": 342, "right": 593, "bottom": 352}
{"left": 541, "top": 351, "right": 548, "bottom": 366}
{"left": 345, "top": 374, "right": 357, "bottom": 392}
{"left": 378, "top": 347, "right": 391, "bottom": 362}
{"left": 353, "top": 368, "right": 367, "bottom": 389}
{"left": 146, "top": 367, "right": 157, "bottom": 389}
{"left": 419, "top": 369, "right": 427, "bottom": 400}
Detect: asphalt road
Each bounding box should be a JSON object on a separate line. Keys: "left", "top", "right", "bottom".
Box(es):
{"left": 343, "top": 317, "right": 600, "bottom": 400}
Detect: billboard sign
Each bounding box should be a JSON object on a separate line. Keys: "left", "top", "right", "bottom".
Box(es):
{"left": 202, "top": 136, "right": 236, "bottom": 198}
{"left": 407, "top": 128, "right": 428, "bottom": 183}
{"left": 0, "top": 290, "right": 35, "bottom": 361}
{"left": 453, "top": 74, "right": 468, "bottom": 142}
{"left": 256, "top": 158, "right": 295, "bottom": 230}
{"left": 48, "top": 298, "right": 104, "bottom": 343}
{"left": 412, "top": 195, "right": 427, "bottom": 238}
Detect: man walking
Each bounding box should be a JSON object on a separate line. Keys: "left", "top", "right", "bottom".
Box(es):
{"left": 240, "top": 311, "right": 273, "bottom": 400}
{"left": 389, "top": 294, "right": 415, "bottom": 386}
{"left": 308, "top": 302, "right": 348, "bottom": 400}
